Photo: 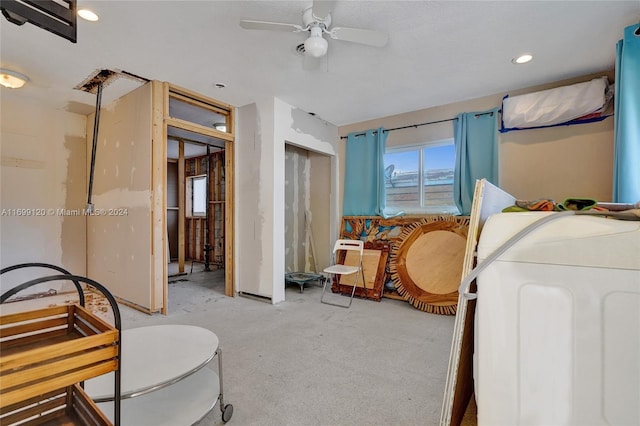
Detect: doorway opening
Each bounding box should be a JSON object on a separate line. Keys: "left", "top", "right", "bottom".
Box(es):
{"left": 159, "top": 84, "right": 235, "bottom": 313}
{"left": 167, "top": 139, "right": 226, "bottom": 302}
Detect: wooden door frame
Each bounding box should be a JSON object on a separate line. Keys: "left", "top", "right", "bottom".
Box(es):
{"left": 151, "top": 81, "right": 235, "bottom": 314}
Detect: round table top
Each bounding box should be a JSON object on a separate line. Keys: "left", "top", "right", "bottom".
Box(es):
{"left": 85, "top": 324, "right": 219, "bottom": 400}
{"left": 97, "top": 367, "right": 220, "bottom": 426}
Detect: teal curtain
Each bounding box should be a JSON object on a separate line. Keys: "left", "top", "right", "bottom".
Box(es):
{"left": 343, "top": 128, "right": 387, "bottom": 216}
{"left": 453, "top": 108, "right": 499, "bottom": 215}
{"left": 613, "top": 24, "right": 640, "bottom": 203}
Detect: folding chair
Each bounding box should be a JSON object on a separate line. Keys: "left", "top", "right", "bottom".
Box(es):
{"left": 320, "top": 239, "right": 364, "bottom": 308}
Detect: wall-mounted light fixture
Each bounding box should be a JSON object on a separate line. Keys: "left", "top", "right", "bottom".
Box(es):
{"left": 0, "top": 68, "right": 30, "bottom": 88}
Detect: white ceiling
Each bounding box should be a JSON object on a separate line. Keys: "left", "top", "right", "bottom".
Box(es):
{"left": 1, "top": 1, "right": 638, "bottom": 127}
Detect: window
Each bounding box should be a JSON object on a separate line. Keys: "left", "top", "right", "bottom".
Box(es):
{"left": 384, "top": 140, "right": 458, "bottom": 214}
{"left": 186, "top": 175, "right": 207, "bottom": 217}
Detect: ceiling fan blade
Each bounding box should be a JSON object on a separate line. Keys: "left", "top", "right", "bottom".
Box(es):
{"left": 329, "top": 27, "right": 389, "bottom": 47}
{"left": 239, "top": 20, "right": 303, "bottom": 32}
{"left": 303, "top": 54, "right": 321, "bottom": 71}
{"left": 311, "top": 0, "right": 336, "bottom": 21}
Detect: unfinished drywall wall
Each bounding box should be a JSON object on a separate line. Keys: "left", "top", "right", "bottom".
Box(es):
{"left": 308, "top": 151, "right": 332, "bottom": 271}
{"left": 236, "top": 97, "right": 338, "bottom": 303}
{"left": 284, "top": 144, "right": 310, "bottom": 274}
{"left": 236, "top": 101, "right": 271, "bottom": 299}
{"left": 339, "top": 71, "right": 615, "bottom": 206}
{"left": 0, "top": 94, "right": 86, "bottom": 293}
{"left": 273, "top": 98, "right": 339, "bottom": 302}
{"left": 86, "top": 83, "right": 154, "bottom": 310}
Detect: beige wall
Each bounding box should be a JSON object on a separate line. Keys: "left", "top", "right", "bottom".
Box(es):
{"left": 339, "top": 71, "right": 615, "bottom": 206}
{"left": 0, "top": 94, "right": 87, "bottom": 292}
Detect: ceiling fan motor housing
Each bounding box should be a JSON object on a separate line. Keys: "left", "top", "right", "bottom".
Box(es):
{"left": 303, "top": 6, "right": 331, "bottom": 29}
{"left": 239, "top": 1, "right": 389, "bottom": 69}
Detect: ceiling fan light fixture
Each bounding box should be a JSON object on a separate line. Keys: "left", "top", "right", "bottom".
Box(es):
{"left": 0, "top": 68, "right": 29, "bottom": 89}
{"left": 304, "top": 35, "right": 328, "bottom": 58}
{"left": 304, "top": 26, "right": 328, "bottom": 58}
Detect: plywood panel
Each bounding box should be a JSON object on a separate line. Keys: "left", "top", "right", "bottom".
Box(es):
{"left": 339, "top": 249, "right": 380, "bottom": 289}
{"left": 333, "top": 241, "right": 389, "bottom": 301}
{"left": 440, "top": 179, "right": 516, "bottom": 426}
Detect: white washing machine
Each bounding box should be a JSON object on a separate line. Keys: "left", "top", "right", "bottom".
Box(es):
{"left": 474, "top": 212, "right": 640, "bottom": 425}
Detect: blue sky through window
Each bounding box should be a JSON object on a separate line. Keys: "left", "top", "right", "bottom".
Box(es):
{"left": 424, "top": 144, "right": 455, "bottom": 170}
{"left": 384, "top": 151, "right": 417, "bottom": 174}
{"left": 384, "top": 144, "right": 454, "bottom": 173}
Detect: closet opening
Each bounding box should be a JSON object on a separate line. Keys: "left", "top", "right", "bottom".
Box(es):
{"left": 284, "top": 143, "right": 332, "bottom": 296}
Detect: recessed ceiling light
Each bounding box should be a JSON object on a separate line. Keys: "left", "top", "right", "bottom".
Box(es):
{"left": 512, "top": 54, "right": 533, "bottom": 64}
{"left": 0, "top": 68, "right": 30, "bottom": 89}
{"left": 78, "top": 9, "right": 99, "bottom": 21}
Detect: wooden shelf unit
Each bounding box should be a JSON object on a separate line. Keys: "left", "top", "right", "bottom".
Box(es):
{"left": 0, "top": 267, "right": 122, "bottom": 426}
{"left": 0, "top": 305, "right": 118, "bottom": 425}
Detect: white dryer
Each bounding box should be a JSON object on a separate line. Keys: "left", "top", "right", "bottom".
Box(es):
{"left": 474, "top": 212, "right": 640, "bottom": 425}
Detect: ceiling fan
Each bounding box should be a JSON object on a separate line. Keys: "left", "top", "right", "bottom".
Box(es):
{"left": 239, "top": 0, "right": 389, "bottom": 69}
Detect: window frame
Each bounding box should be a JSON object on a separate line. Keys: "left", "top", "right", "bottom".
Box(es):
{"left": 186, "top": 174, "right": 207, "bottom": 218}
{"left": 384, "top": 138, "right": 458, "bottom": 215}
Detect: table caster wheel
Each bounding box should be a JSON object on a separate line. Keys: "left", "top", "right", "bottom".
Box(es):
{"left": 222, "top": 404, "right": 233, "bottom": 423}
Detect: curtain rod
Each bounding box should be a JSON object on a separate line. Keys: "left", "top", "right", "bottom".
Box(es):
{"left": 340, "top": 110, "right": 498, "bottom": 140}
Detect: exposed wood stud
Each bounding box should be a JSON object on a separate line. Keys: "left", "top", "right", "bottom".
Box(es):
{"left": 178, "top": 140, "right": 185, "bottom": 273}
{"left": 224, "top": 141, "right": 235, "bottom": 296}
{"left": 151, "top": 80, "right": 168, "bottom": 314}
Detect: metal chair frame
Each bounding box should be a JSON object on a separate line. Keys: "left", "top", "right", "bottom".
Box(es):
{"left": 320, "top": 239, "right": 364, "bottom": 308}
